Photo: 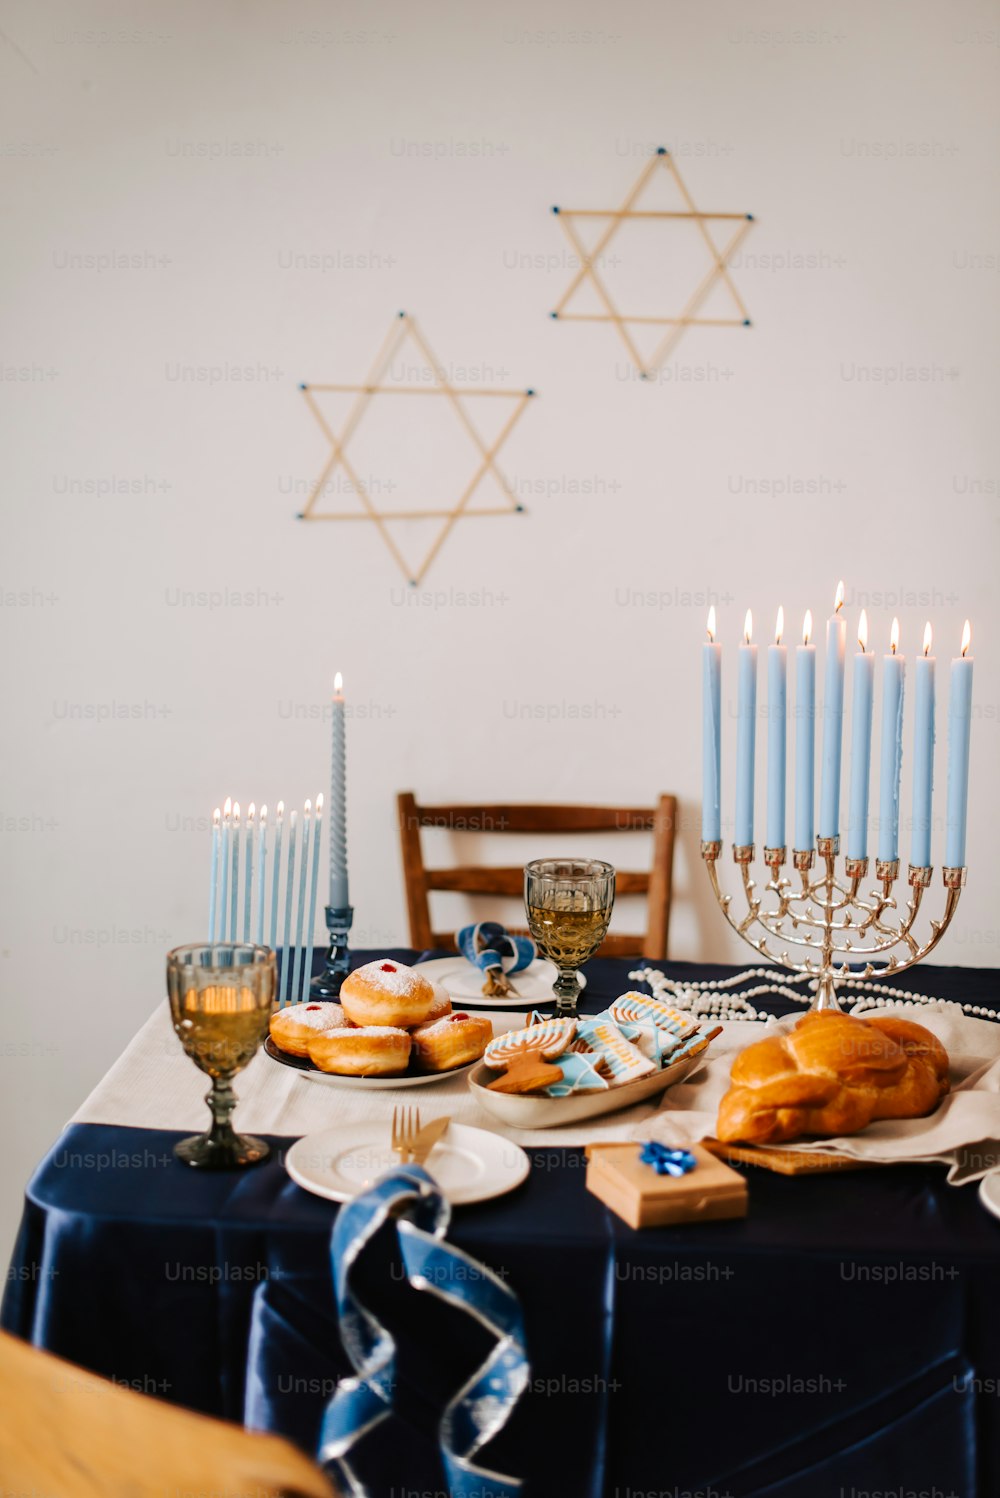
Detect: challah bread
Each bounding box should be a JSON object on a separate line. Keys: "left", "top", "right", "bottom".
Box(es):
{"left": 716, "top": 1010, "right": 949, "bottom": 1145}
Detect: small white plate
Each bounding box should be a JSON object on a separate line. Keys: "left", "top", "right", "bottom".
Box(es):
{"left": 978, "top": 1173, "right": 1000, "bottom": 1221}
{"left": 264, "top": 1036, "right": 480, "bottom": 1090}
{"left": 415, "top": 955, "right": 587, "bottom": 1008}
{"left": 285, "top": 1122, "right": 530, "bottom": 1206}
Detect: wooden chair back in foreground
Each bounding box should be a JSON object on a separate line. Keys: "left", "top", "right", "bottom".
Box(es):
{"left": 397, "top": 792, "right": 677, "bottom": 959}
{"left": 0, "top": 1329, "right": 338, "bottom": 1498}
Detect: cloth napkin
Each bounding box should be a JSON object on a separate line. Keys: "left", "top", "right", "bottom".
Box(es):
{"left": 637, "top": 1003, "right": 1000, "bottom": 1185}
{"left": 456, "top": 920, "right": 536, "bottom": 996}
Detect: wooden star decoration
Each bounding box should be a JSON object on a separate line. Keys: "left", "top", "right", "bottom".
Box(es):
{"left": 550, "top": 147, "right": 756, "bottom": 378}
{"left": 297, "top": 313, "right": 535, "bottom": 585}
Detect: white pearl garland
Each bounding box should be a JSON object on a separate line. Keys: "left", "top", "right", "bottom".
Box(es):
{"left": 628, "top": 966, "right": 999, "bottom": 1025}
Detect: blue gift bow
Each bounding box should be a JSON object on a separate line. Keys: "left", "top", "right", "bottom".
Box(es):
{"left": 457, "top": 921, "right": 535, "bottom": 976}
{"left": 319, "top": 1165, "right": 528, "bottom": 1498}
{"left": 639, "top": 1142, "right": 698, "bottom": 1178}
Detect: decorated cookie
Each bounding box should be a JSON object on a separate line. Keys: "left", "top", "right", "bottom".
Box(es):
{"left": 484, "top": 1017, "right": 575, "bottom": 1068}
{"left": 575, "top": 1015, "right": 656, "bottom": 1084}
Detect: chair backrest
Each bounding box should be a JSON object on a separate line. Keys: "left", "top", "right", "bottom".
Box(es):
{"left": 0, "top": 1329, "right": 338, "bottom": 1498}
{"left": 397, "top": 792, "right": 677, "bottom": 959}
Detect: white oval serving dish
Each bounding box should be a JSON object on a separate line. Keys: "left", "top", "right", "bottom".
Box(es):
{"left": 467, "top": 1047, "right": 708, "bottom": 1130}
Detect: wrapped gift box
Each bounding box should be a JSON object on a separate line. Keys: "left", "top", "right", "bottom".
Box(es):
{"left": 585, "top": 1142, "right": 748, "bottom": 1229}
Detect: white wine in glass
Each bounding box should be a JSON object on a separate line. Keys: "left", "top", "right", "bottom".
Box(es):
{"left": 524, "top": 859, "right": 615, "bottom": 1015}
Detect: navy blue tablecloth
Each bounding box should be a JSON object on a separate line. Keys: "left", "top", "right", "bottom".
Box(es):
{"left": 5, "top": 952, "right": 1000, "bottom": 1498}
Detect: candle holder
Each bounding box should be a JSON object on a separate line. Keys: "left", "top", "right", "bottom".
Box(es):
{"left": 310, "top": 905, "right": 354, "bottom": 999}
{"left": 702, "top": 840, "right": 967, "bottom": 1012}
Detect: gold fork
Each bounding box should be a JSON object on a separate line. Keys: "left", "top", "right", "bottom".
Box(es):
{"left": 390, "top": 1105, "right": 422, "bottom": 1163}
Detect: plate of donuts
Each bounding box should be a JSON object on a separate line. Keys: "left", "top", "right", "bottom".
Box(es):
{"left": 264, "top": 958, "right": 496, "bottom": 1089}
{"left": 414, "top": 955, "right": 586, "bottom": 1007}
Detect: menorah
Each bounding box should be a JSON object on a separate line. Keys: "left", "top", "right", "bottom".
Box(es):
{"left": 701, "top": 838, "right": 967, "bottom": 1012}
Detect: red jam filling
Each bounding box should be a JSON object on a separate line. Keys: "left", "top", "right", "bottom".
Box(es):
{"left": 305, "top": 1004, "right": 321, "bottom": 1011}
{"left": 380, "top": 962, "right": 396, "bottom": 972}
{"left": 452, "top": 1012, "right": 469, "bottom": 1021}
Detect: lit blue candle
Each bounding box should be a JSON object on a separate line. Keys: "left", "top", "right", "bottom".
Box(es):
{"left": 291, "top": 801, "right": 312, "bottom": 1005}
{"left": 208, "top": 806, "right": 221, "bottom": 941}
{"left": 877, "top": 620, "right": 906, "bottom": 863}
{"left": 702, "top": 607, "right": 722, "bottom": 842}
{"left": 254, "top": 806, "right": 268, "bottom": 945}
{"left": 945, "top": 621, "right": 973, "bottom": 867}
{"left": 766, "top": 607, "right": 787, "bottom": 850}
{"left": 219, "top": 797, "right": 232, "bottom": 943}
{"left": 230, "top": 802, "right": 241, "bottom": 944}
{"left": 306, "top": 794, "right": 323, "bottom": 985}
{"left": 794, "top": 611, "right": 816, "bottom": 851}
{"left": 846, "top": 610, "right": 875, "bottom": 861}
{"left": 280, "top": 809, "right": 298, "bottom": 1006}
{"left": 818, "top": 581, "right": 846, "bottom": 839}
{"left": 330, "top": 673, "right": 350, "bottom": 909}
{"left": 910, "top": 625, "right": 935, "bottom": 868}
{"left": 735, "top": 610, "right": 757, "bottom": 848}
{"left": 269, "top": 801, "right": 284, "bottom": 950}
{"left": 243, "top": 804, "right": 255, "bottom": 941}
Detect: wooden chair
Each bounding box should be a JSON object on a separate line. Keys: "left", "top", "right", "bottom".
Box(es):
{"left": 0, "top": 1329, "right": 338, "bottom": 1498}
{"left": 397, "top": 792, "right": 677, "bottom": 959}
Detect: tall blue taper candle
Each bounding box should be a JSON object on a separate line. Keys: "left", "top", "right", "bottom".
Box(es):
{"left": 794, "top": 613, "right": 816, "bottom": 851}
{"left": 230, "top": 803, "right": 241, "bottom": 944}
{"left": 702, "top": 608, "right": 722, "bottom": 842}
{"left": 766, "top": 608, "right": 787, "bottom": 850}
{"left": 280, "top": 810, "right": 297, "bottom": 1006}
{"left": 819, "top": 582, "right": 846, "bottom": 839}
{"left": 269, "top": 802, "right": 284, "bottom": 949}
{"left": 910, "top": 625, "right": 935, "bottom": 868}
{"left": 330, "top": 673, "right": 349, "bottom": 909}
{"left": 254, "top": 806, "right": 268, "bottom": 945}
{"left": 243, "top": 804, "right": 254, "bottom": 941}
{"left": 735, "top": 611, "right": 758, "bottom": 847}
{"left": 945, "top": 622, "right": 973, "bottom": 867}
{"left": 877, "top": 621, "right": 906, "bottom": 863}
{"left": 846, "top": 612, "right": 875, "bottom": 861}
{"left": 219, "top": 797, "right": 232, "bottom": 942}
{"left": 291, "top": 802, "right": 312, "bottom": 1005}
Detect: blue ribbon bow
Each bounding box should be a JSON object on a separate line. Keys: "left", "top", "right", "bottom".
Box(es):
{"left": 639, "top": 1142, "right": 698, "bottom": 1178}
{"left": 457, "top": 921, "right": 535, "bottom": 977}
{"left": 319, "top": 1165, "right": 528, "bottom": 1498}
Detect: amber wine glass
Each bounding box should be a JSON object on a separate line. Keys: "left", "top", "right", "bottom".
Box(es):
{"left": 167, "top": 943, "right": 276, "bottom": 1169}
{"left": 524, "top": 859, "right": 616, "bottom": 1016}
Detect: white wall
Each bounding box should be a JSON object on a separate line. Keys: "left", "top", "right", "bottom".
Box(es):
{"left": 3, "top": 0, "right": 999, "bottom": 1255}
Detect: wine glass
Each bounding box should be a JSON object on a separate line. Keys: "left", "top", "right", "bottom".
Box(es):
{"left": 166, "top": 942, "right": 276, "bottom": 1169}
{"left": 524, "top": 859, "right": 616, "bottom": 1016}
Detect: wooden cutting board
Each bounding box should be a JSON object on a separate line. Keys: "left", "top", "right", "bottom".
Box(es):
{"left": 703, "top": 1138, "right": 879, "bottom": 1175}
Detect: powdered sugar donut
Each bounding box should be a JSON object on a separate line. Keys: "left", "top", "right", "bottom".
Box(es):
{"left": 307, "top": 1025, "right": 411, "bottom": 1077}
{"left": 269, "top": 1001, "right": 347, "bottom": 1058}
{"left": 340, "top": 959, "right": 436, "bottom": 1029}
{"left": 411, "top": 1012, "right": 492, "bottom": 1072}
{"left": 424, "top": 981, "right": 453, "bottom": 1023}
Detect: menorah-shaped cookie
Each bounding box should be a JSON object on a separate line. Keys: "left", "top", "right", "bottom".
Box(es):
{"left": 484, "top": 1018, "right": 575, "bottom": 1094}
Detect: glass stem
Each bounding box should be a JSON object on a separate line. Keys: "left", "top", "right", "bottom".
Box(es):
{"left": 206, "top": 1075, "right": 238, "bottom": 1143}
{"left": 553, "top": 966, "right": 581, "bottom": 1016}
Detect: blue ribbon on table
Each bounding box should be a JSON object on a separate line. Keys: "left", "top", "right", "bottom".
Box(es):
{"left": 319, "top": 1165, "right": 528, "bottom": 1498}
{"left": 640, "top": 1142, "right": 698, "bottom": 1178}
{"left": 457, "top": 922, "right": 535, "bottom": 987}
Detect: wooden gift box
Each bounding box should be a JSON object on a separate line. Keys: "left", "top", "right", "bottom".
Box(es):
{"left": 585, "top": 1142, "right": 748, "bottom": 1229}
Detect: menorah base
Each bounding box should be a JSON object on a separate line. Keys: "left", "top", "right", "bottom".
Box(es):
{"left": 309, "top": 905, "right": 354, "bottom": 999}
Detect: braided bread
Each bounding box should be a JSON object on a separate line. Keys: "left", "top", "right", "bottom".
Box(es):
{"left": 716, "top": 1010, "right": 949, "bottom": 1145}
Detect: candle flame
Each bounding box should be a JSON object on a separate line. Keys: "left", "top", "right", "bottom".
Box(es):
{"left": 706, "top": 605, "right": 716, "bottom": 642}
{"left": 304, "top": 798, "right": 312, "bottom": 817}
{"left": 276, "top": 800, "right": 284, "bottom": 821}
{"left": 315, "top": 793, "right": 324, "bottom": 815}
{"left": 803, "top": 609, "right": 812, "bottom": 645}
{"left": 247, "top": 803, "right": 255, "bottom": 824}
{"left": 890, "top": 618, "right": 899, "bottom": 655}
{"left": 961, "top": 620, "right": 971, "bottom": 657}
{"left": 743, "top": 609, "right": 752, "bottom": 644}
{"left": 213, "top": 807, "right": 221, "bottom": 827}
{"left": 858, "top": 609, "right": 868, "bottom": 651}
{"left": 923, "top": 622, "right": 932, "bottom": 657}
{"left": 834, "top": 580, "right": 845, "bottom": 613}
{"left": 223, "top": 796, "right": 232, "bottom": 820}
{"left": 775, "top": 605, "right": 784, "bottom": 645}
{"left": 260, "top": 804, "right": 267, "bottom": 823}
{"left": 233, "top": 801, "right": 240, "bottom": 822}
{"left": 333, "top": 670, "right": 344, "bottom": 695}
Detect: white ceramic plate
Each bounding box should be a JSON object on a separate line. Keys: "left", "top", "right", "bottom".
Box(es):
{"left": 285, "top": 1122, "right": 531, "bottom": 1206}
{"left": 467, "top": 1047, "right": 709, "bottom": 1130}
{"left": 264, "top": 1036, "right": 480, "bottom": 1090}
{"left": 415, "top": 955, "right": 587, "bottom": 1008}
{"left": 978, "top": 1173, "right": 1000, "bottom": 1221}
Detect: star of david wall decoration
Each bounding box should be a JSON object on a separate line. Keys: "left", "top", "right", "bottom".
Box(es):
{"left": 297, "top": 312, "right": 535, "bottom": 586}
{"left": 550, "top": 147, "right": 756, "bottom": 378}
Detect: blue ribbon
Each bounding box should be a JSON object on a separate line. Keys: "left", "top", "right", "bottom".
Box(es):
{"left": 639, "top": 1143, "right": 697, "bottom": 1178}
{"left": 457, "top": 921, "right": 535, "bottom": 977}
{"left": 319, "top": 1165, "right": 528, "bottom": 1498}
